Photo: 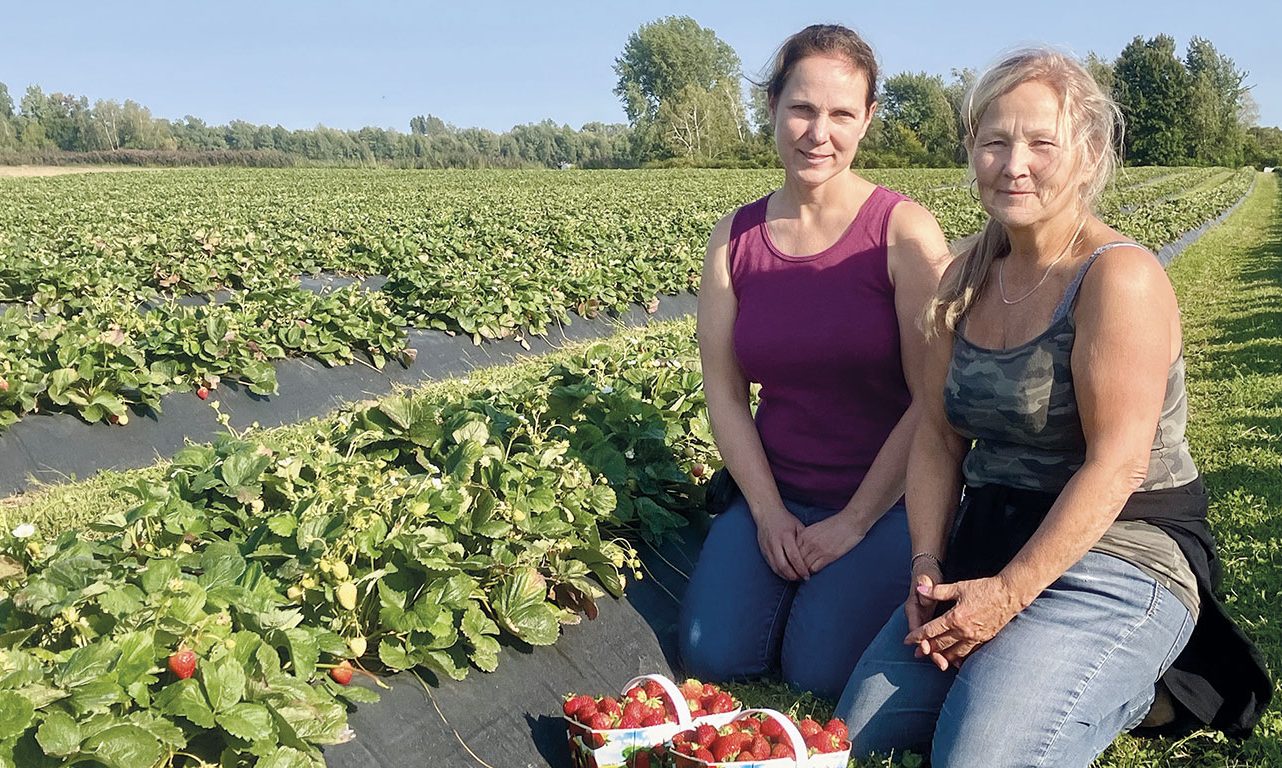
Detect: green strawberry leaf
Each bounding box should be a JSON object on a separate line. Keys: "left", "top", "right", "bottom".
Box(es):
{"left": 0, "top": 694, "right": 34, "bottom": 741}
{"left": 35, "top": 711, "right": 81, "bottom": 756}
{"left": 154, "top": 679, "right": 216, "bottom": 729}
{"left": 201, "top": 656, "right": 247, "bottom": 713}
{"left": 490, "top": 567, "right": 560, "bottom": 646}
{"left": 218, "top": 702, "right": 276, "bottom": 743}
{"left": 80, "top": 724, "right": 162, "bottom": 768}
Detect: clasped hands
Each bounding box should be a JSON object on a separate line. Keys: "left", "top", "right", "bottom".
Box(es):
{"left": 754, "top": 507, "right": 868, "bottom": 582}
{"left": 903, "top": 567, "right": 1023, "bottom": 671}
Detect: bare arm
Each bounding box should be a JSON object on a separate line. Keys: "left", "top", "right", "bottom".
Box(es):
{"left": 797, "top": 201, "right": 951, "bottom": 574}
{"left": 909, "top": 244, "right": 1177, "bottom": 667}
{"left": 900, "top": 258, "right": 971, "bottom": 657}
{"left": 698, "top": 213, "right": 808, "bottom": 581}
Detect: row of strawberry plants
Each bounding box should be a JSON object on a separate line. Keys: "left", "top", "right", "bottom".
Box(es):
{"left": 0, "top": 286, "right": 408, "bottom": 429}
{"left": 0, "top": 328, "right": 715, "bottom": 767}
{"left": 1111, "top": 166, "right": 1255, "bottom": 250}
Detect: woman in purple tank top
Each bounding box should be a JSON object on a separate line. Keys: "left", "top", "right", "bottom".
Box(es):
{"left": 677, "top": 24, "right": 948, "bottom": 701}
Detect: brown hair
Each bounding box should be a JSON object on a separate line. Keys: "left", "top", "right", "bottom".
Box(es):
{"left": 763, "top": 24, "right": 878, "bottom": 109}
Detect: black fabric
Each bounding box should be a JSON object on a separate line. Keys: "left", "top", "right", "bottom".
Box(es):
{"left": 703, "top": 467, "right": 739, "bottom": 516}
{"left": 943, "top": 479, "right": 1272, "bottom": 739}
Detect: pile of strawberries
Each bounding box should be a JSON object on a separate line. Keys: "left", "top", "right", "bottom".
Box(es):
{"left": 563, "top": 678, "right": 738, "bottom": 733}
{"left": 668, "top": 713, "right": 849, "bottom": 764}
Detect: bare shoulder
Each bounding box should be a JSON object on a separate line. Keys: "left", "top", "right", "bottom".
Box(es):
{"left": 886, "top": 199, "right": 950, "bottom": 283}
{"left": 1081, "top": 241, "right": 1172, "bottom": 298}
{"left": 707, "top": 210, "right": 737, "bottom": 252}
{"left": 887, "top": 199, "right": 946, "bottom": 245}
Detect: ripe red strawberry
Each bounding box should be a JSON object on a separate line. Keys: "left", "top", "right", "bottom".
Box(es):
{"left": 680, "top": 678, "right": 704, "bottom": 698}
{"left": 706, "top": 691, "right": 735, "bottom": 714}
{"left": 641, "top": 709, "right": 666, "bottom": 727}
{"left": 798, "top": 717, "right": 823, "bottom": 737}
{"left": 625, "top": 685, "right": 647, "bottom": 702}
{"left": 196, "top": 386, "right": 210, "bottom": 400}
{"left": 642, "top": 679, "right": 665, "bottom": 699}
{"left": 694, "top": 723, "right": 718, "bottom": 747}
{"left": 563, "top": 694, "right": 594, "bottom": 717}
{"left": 329, "top": 661, "right": 354, "bottom": 685}
{"left": 805, "top": 730, "right": 841, "bottom": 754}
{"left": 710, "top": 733, "right": 751, "bottom": 761}
{"left": 619, "top": 713, "right": 642, "bottom": 729}
{"left": 586, "top": 712, "right": 614, "bottom": 731}
{"left": 598, "top": 696, "right": 622, "bottom": 716}
{"left": 672, "top": 729, "right": 694, "bottom": 746}
{"left": 693, "top": 748, "right": 714, "bottom": 762}
{"left": 824, "top": 717, "right": 849, "bottom": 740}
{"left": 759, "top": 716, "right": 784, "bottom": 740}
{"left": 771, "top": 742, "right": 795, "bottom": 759}
{"left": 623, "top": 700, "right": 647, "bottom": 721}
{"left": 167, "top": 649, "right": 197, "bottom": 679}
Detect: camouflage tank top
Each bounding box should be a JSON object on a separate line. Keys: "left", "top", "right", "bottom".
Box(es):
{"left": 945, "top": 242, "right": 1198, "bottom": 493}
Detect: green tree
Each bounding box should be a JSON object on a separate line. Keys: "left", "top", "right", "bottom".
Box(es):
{"left": 1245, "top": 126, "right": 1282, "bottom": 168}
{"left": 1113, "top": 35, "right": 1191, "bottom": 165}
{"left": 1184, "top": 36, "right": 1249, "bottom": 166}
{"left": 881, "top": 71, "right": 961, "bottom": 166}
{"left": 613, "top": 16, "right": 746, "bottom": 161}
{"left": 0, "top": 82, "right": 13, "bottom": 148}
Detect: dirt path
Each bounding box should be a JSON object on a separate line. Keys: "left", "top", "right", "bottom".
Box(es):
{"left": 0, "top": 165, "right": 149, "bottom": 178}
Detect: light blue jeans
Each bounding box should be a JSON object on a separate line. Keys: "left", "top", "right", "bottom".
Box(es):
{"left": 836, "top": 551, "right": 1194, "bottom": 768}
{"left": 678, "top": 494, "right": 910, "bottom": 701}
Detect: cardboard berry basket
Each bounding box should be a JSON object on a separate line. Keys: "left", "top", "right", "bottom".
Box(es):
{"left": 564, "top": 674, "right": 742, "bottom": 768}
{"left": 670, "top": 708, "right": 851, "bottom": 768}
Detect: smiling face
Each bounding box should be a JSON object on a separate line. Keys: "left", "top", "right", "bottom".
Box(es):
{"left": 771, "top": 54, "right": 875, "bottom": 188}
{"left": 972, "top": 79, "right": 1083, "bottom": 230}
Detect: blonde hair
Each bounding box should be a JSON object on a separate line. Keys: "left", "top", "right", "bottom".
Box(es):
{"left": 927, "top": 47, "right": 1123, "bottom": 335}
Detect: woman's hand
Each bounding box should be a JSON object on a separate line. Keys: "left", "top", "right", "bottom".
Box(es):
{"left": 903, "top": 575, "right": 1023, "bottom": 670}
{"left": 753, "top": 507, "right": 810, "bottom": 582}
{"left": 796, "top": 513, "right": 867, "bottom": 575}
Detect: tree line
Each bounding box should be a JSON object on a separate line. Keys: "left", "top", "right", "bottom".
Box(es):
{"left": 1, "top": 19, "right": 1278, "bottom": 169}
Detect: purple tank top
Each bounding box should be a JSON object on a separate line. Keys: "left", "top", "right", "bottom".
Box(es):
{"left": 729, "top": 186, "right": 910, "bottom": 509}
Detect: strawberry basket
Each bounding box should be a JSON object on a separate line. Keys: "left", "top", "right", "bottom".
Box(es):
{"left": 666, "top": 708, "right": 851, "bottom": 768}
{"left": 563, "top": 674, "right": 742, "bottom": 768}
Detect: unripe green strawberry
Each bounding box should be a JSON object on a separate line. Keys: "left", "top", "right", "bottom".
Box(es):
{"left": 348, "top": 635, "right": 367, "bottom": 658}
{"left": 336, "top": 582, "right": 358, "bottom": 610}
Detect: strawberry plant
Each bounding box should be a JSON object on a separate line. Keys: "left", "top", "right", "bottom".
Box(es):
{"left": 0, "top": 328, "right": 721, "bottom": 766}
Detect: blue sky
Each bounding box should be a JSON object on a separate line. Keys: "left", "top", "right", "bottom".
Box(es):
{"left": 2, "top": 1, "right": 1277, "bottom": 133}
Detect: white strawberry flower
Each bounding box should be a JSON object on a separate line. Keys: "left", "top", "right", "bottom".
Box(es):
{"left": 11, "top": 523, "right": 35, "bottom": 539}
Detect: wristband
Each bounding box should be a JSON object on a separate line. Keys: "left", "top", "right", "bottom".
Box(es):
{"left": 910, "top": 551, "right": 943, "bottom": 572}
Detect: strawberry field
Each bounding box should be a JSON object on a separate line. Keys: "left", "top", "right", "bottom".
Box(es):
{"left": 0, "top": 166, "right": 1253, "bottom": 433}
{"left": 0, "top": 166, "right": 1272, "bottom": 768}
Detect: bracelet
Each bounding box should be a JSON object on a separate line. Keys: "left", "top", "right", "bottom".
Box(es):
{"left": 910, "top": 552, "right": 943, "bottom": 572}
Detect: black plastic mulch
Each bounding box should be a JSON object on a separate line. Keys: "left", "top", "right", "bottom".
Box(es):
{"left": 0, "top": 293, "right": 698, "bottom": 498}
{"left": 323, "top": 527, "right": 703, "bottom": 768}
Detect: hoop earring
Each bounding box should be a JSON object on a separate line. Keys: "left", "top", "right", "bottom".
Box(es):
{"left": 968, "top": 177, "right": 980, "bottom": 202}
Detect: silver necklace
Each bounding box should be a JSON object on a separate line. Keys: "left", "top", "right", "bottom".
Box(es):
{"left": 998, "top": 218, "right": 1088, "bottom": 305}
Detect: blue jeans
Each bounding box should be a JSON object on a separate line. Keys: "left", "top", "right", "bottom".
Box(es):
{"left": 678, "top": 495, "right": 910, "bottom": 701}
{"left": 836, "top": 551, "right": 1195, "bottom": 768}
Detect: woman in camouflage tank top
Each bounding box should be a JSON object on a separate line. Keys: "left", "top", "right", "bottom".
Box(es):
{"left": 835, "top": 48, "right": 1267, "bottom": 767}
